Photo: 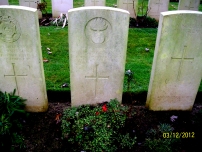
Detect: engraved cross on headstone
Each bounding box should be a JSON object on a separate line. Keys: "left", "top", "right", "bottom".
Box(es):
{"left": 171, "top": 46, "right": 194, "bottom": 81}
{"left": 4, "top": 63, "right": 27, "bottom": 94}
{"left": 155, "top": 0, "right": 163, "bottom": 12}
{"left": 91, "top": 0, "right": 99, "bottom": 5}
{"left": 123, "top": 0, "right": 134, "bottom": 9}
{"left": 25, "top": 0, "right": 35, "bottom": 7}
{"left": 85, "top": 64, "right": 109, "bottom": 97}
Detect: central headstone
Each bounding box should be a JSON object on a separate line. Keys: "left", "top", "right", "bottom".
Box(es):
{"left": 52, "top": 0, "right": 73, "bottom": 18}
{"left": 0, "top": 6, "right": 48, "bottom": 112}
{"left": 117, "top": 0, "right": 138, "bottom": 19}
{"left": 146, "top": 11, "right": 202, "bottom": 111}
{"left": 85, "top": 0, "right": 106, "bottom": 6}
{"left": 68, "top": 7, "right": 129, "bottom": 106}
{"left": 148, "top": 0, "right": 169, "bottom": 20}
{"left": 178, "top": 0, "right": 200, "bottom": 11}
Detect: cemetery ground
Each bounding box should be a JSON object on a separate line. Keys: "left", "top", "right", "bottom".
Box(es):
{"left": 3, "top": 25, "right": 202, "bottom": 152}
{"left": 19, "top": 100, "right": 202, "bottom": 152}
{"left": 2, "top": 0, "right": 202, "bottom": 152}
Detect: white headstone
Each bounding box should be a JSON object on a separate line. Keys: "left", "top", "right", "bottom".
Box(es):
{"left": 117, "top": 0, "right": 138, "bottom": 19}
{"left": 146, "top": 11, "right": 202, "bottom": 111}
{"left": 19, "top": 0, "right": 38, "bottom": 8}
{"left": 178, "top": 0, "right": 200, "bottom": 11}
{"left": 52, "top": 0, "right": 73, "bottom": 18}
{"left": 68, "top": 7, "right": 129, "bottom": 107}
{"left": 85, "top": 0, "right": 106, "bottom": 6}
{"left": 0, "top": 6, "right": 48, "bottom": 112}
{"left": 148, "top": 0, "right": 169, "bottom": 20}
{"left": 19, "top": 0, "right": 42, "bottom": 19}
{"left": 0, "top": 0, "right": 9, "bottom": 5}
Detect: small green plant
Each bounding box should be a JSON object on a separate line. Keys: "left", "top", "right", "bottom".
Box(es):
{"left": 61, "top": 99, "right": 136, "bottom": 151}
{"left": 118, "top": 133, "right": 136, "bottom": 149}
{"left": 36, "top": 0, "right": 47, "bottom": 16}
{"left": 0, "top": 89, "right": 27, "bottom": 151}
{"left": 125, "top": 69, "right": 134, "bottom": 92}
{"left": 144, "top": 123, "right": 181, "bottom": 152}
{"left": 133, "top": 0, "right": 158, "bottom": 28}
{"left": 138, "top": 0, "right": 149, "bottom": 17}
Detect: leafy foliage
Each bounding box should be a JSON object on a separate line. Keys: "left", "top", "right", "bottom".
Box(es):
{"left": 37, "top": 0, "right": 48, "bottom": 15}
{"left": 0, "top": 90, "right": 27, "bottom": 151}
{"left": 138, "top": 0, "right": 149, "bottom": 17}
{"left": 144, "top": 123, "right": 181, "bottom": 152}
{"left": 61, "top": 99, "right": 136, "bottom": 151}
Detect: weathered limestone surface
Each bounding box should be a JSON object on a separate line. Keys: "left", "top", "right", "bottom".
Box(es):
{"left": 117, "top": 0, "right": 138, "bottom": 18}
{"left": 0, "top": 0, "right": 9, "bottom": 5}
{"left": 85, "top": 0, "right": 106, "bottom": 6}
{"left": 52, "top": 0, "right": 73, "bottom": 18}
{"left": 68, "top": 7, "right": 129, "bottom": 106}
{"left": 178, "top": 0, "right": 200, "bottom": 11}
{"left": 146, "top": 11, "right": 202, "bottom": 111}
{"left": 19, "top": 0, "right": 38, "bottom": 8}
{"left": 0, "top": 6, "right": 48, "bottom": 112}
{"left": 19, "top": 0, "right": 42, "bottom": 19}
{"left": 148, "top": 0, "right": 169, "bottom": 20}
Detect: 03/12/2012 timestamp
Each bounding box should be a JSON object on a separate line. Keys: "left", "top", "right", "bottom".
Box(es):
{"left": 163, "top": 132, "right": 195, "bottom": 138}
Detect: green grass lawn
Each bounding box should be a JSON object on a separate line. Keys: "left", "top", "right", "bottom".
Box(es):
{"left": 7, "top": 0, "right": 202, "bottom": 93}
{"left": 40, "top": 27, "right": 69, "bottom": 91}
{"left": 40, "top": 27, "right": 158, "bottom": 93}
{"left": 40, "top": 27, "right": 202, "bottom": 93}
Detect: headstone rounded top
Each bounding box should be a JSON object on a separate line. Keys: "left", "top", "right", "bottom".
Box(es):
{"left": 68, "top": 6, "right": 130, "bottom": 14}
{"left": 161, "top": 10, "right": 202, "bottom": 16}
{"left": 68, "top": 5, "right": 129, "bottom": 106}
{"left": 0, "top": 5, "right": 37, "bottom": 12}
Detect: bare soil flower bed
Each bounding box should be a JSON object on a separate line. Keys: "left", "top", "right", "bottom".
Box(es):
{"left": 20, "top": 92, "right": 202, "bottom": 152}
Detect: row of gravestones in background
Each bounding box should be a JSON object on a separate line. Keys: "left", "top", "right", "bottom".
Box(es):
{"left": 0, "top": 6, "right": 202, "bottom": 112}
{"left": 170, "top": 0, "right": 202, "bottom": 2}
{"left": 2, "top": 0, "right": 199, "bottom": 21}
{"left": 1, "top": 0, "right": 200, "bottom": 27}
{"left": 13, "top": 0, "right": 200, "bottom": 28}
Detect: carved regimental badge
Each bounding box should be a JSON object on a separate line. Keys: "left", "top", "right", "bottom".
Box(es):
{"left": 85, "top": 17, "right": 111, "bottom": 44}
{"left": 0, "top": 16, "right": 21, "bottom": 43}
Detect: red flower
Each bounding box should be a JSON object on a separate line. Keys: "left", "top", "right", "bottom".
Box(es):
{"left": 95, "top": 112, "right": 100, "bottom": 116}
{"left": 102, "top": 104, "right": 107, "bottom": 112}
